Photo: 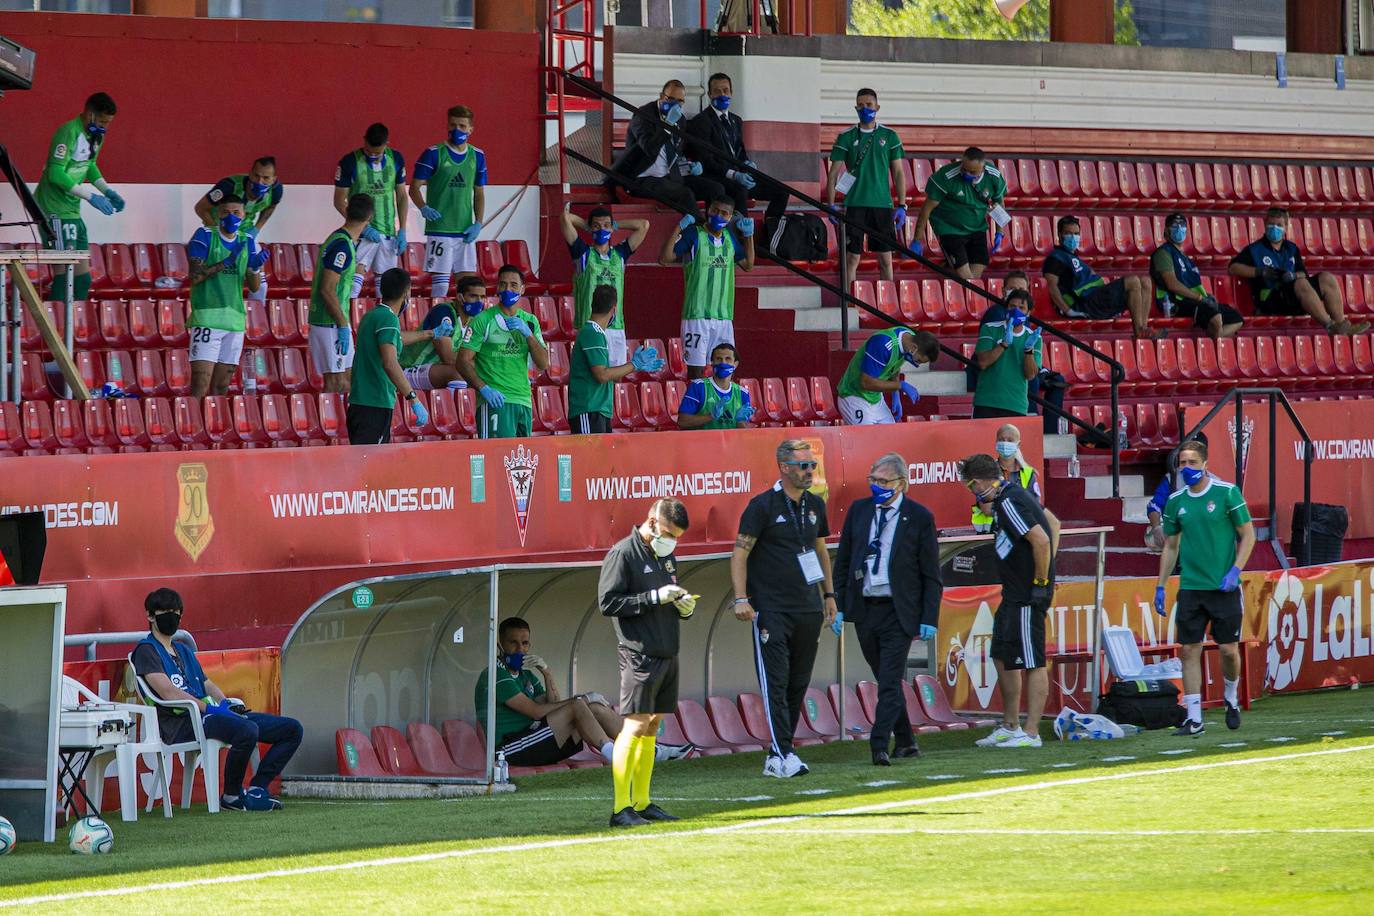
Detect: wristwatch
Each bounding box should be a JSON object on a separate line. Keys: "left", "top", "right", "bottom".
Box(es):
{"left": 1032, "top": 577, "right": 1049, "bottom": 586}
{"left": 823, "top": 591, "right": 837, "bottom": 600}
{"left": 405, "top": 391, "right": 418, "bottom": 402}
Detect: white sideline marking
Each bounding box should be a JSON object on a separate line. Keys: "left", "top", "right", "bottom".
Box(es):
{"left": 863, "top": 780, "right": 898, "bottom": 787}
{"left": 737, "top": 827, "right": 1374, "bottom": 838}
{"left": 983, "top": 768, "right": 1026, "bottom": 774}
{"left": 1320, "top": 731, "right": 1348, "bottom": 737}
{"left": 1158, "top": 749, "right": 1194, "bottom": 756}
{"left": 5, "top": 743, "right": 1372, "bottom": 908}
{"left": 1101, "top": 756, "right": 1136, "bottom": 762}
{"left": 1219, "top": 742, "right": 1247, "bottom": 748}
{"left": 1267, "top": 737, "right": 1297, "bottom": 743}
{"left": 1049, "top": 762, "right": 1078, "bottom": 768}
{"left": 924, "top": 774, "right": 961, "bottom": 780}
{"left": 795, "top": 788, "right": 834, "bottom": 796}
{"left": 736, "top": 795, "right": 773, "bottom": 802}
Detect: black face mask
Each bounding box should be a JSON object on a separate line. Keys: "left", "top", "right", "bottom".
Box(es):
{"left": 154, "top": 611, "right": 182, "bottom": 637}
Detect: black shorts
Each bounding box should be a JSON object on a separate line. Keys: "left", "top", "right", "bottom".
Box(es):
{"left": 345, "top": 404, "right": 392, "bottom": 445}
{"left": 1177, "top": 298, "right": 1244, "bottom": 330}
{"left": 972, "top": 405, "right": 1027, "bottom": 419}
{"left": 991, "top": 601, "right": 1047, "bottom": 670}
{"left": 571, "top": 412, "right": 611, "bottom": 435}
{"left": 844, "top": 205, "right": 897, "bottom": 255}
{"left": 1073, "top": 278, "right": 1130, "bottom": 319}
{"left": 498, "top": 720, "right": 582, "bottom": 768}
{"left": 1259, "top": 275, "right": 1322, "bottom": 316}
{"left": 618, "top": 646, "right": 680, "bottom": 715}
{"left": 939, "top": 231, "right": 990, "bottom": 269}
{"left": 1175, "top": 588, "right": 1243, "bottom": 645}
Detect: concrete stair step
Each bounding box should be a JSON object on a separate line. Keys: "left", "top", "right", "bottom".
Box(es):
{"left": 1083, "top": 474, "right": 1144, "bottom": 499}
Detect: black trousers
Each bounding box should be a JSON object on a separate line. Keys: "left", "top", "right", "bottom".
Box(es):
{"left": 346, "top": 403, "right": 392, "bottom": 445}
{"left": 717, "top": 173, "right": 790, "bottom": 225}
{"left": 625, "top": 175, "right": 724, "bottom": 215}
{"left": 751, "top": 608, "right": 822, "bottom": 758}
{"left": 854, "top": 597, "right": 917, "bottom": 752}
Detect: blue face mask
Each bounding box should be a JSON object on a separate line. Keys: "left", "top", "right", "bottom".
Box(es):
{"left": 219, "top": 213, "right": 243, "bottom": 234}
{"left": 961, "top": 170, "right": 979, "bottom": 183}
{"left": 1180, "top": 466, "right": 1206, "bottom": 487}
{"left": 901, "top": 351, "right": 924, "bottom": 369}
{"left": 708, "top": 215, "right": 730, "bottom": 232}
{"left": 249, "top": 181, "right": 270, "bottom": 197}
{"left": 498, "top": 289, "right": 521, "bottom": 309}
{"left": 86, "top": 122, "right": 107, "bottom": 140}
{"left": 1265, "top": 224, "right": 1285, "bottom": 243}
{"left": 1062, "top": 234, "right": 1081, "bottom": 252}
{"left": 995, "top": 441, "right": 1019, "bottom": 459}
{"left": 856, "top": 106, "right": 877, "bottom": 124}
{"left": 870, "top": 483, "right": 896, "bottom": 504}
{"left": 711, "top": 95, "right": 731, "bottom": 111}
{"left": 659, "top": 100, "right": 680, "bottom": 117}
{"left": 974, "top": 482, "right": 1001, "bottom": 504}
{"left": 449, "top": 129, "right": 469, "bottom": 146}
{"left": 366, "top": 153, "right": 383, "bottom": 165}
{"left": 591, "top": 228, "right": 613, "bottom": 246}
{"left": 712, "top": 362, "right": 736, "bottom": 380}
{"left": 502, "top": 651, "right": 524, "bottom": 672}
{"left": 1169, "top": 225, "right": 1187, "bottom": 244}
{"left": 462, "top": 297, "right": 484, "bottom": 317}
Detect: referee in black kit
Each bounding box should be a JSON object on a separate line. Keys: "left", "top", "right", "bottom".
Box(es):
{"left": 599, "top": 497, "right": 697, "bottom": 828}
{"left": 731, "top": 439, "right": 838, "bottom": 779}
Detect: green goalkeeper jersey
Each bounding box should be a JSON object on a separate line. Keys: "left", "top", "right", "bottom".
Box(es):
{"left": 34, "top": 117, "right": 105, "bottom": 219}
{"left": 460, "top": 306, "right": 545, "bottom": 408}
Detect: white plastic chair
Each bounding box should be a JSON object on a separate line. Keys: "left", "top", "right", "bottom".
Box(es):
{"left": 127, "top": 654, "right": 228, "bottom": 815}
{"left": 1102, "top": 626, "right": 1146, "bottom": 678}
{"left": 60, "top": 676, "right": 161, "bottom": 822}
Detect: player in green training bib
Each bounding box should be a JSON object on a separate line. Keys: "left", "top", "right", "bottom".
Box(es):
{"left": 195, "top": 157, "right": 283, "bottom": 306}
{"left": 836, "top": 327, "right": 940, "bottom": 425}
{"left": 568, "top": 285, "right": 663, "bottom": 434}
{"left": 825, "top": 87, "right": 906, "bottom": 289}
{"left": 402, "top": 275, "right": 486, "bottom": 393}
{"left": 561, "top": 205, "right": 650, "bottom": 365}
{"left": 1155, "top": 438, "right": 1255, "bottom": 737}
{"left": 675, "top": 342, "right": 755, "bottom": 429}
{"left": 659, "top": 197, "right": 755, "bottom": 378}
{"left": 308, "top": 195, "right": 374, "bottom": 395}
{"left": 410, "top": 104, "right": 487, "bottom": 301}
{"left": 336, "top": 122, "right": 409, "bottom": 301}
{"left": 35, "top": 92, "right": 121, "bottom": 304}
{"left": 185, "top": 193, "right": 269, "bottom": 397}
{"left": 346, "top": 268, "right": 441, "bottom": 446}
{"left": 458, "top": 265, "right": 549, "bottom": 439}
{"left": 912, "top": 146, "right": 1009, "bottom": 280}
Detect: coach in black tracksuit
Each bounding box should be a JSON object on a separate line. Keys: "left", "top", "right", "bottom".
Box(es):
{"left": 833, "top": 452, "right": 944, "bottom": 766}
{"left": 731, "top": 439, "right": 838, "bottom": 779}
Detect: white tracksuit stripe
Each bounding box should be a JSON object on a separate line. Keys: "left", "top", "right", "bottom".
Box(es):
{"left": 752, "top": 617, "right": 784, "bottom": 758}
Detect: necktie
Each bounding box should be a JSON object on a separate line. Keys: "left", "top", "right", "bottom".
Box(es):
{"left": 869, "top": 506, "right": 890, "bottom": 574}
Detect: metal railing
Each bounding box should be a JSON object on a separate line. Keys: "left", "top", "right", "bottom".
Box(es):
{"left": 554, "top": 69, "right": 1126, "bottom": 492}
{"left": 1170, "top": 387, "right": 1312, "bottom": 568}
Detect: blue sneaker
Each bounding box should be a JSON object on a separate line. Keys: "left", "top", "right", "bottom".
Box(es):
{"left": 243, "top": 786, "right": 282, "bottom": 811}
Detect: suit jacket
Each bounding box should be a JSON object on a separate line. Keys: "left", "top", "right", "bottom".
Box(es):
{"left": 608, "top": 100, "right": 683, "bottom": 183}
{"left": 684, "top": 108, "right": 749, "bottom": 179}
{"left": 834, "top": 495, "right": 943, "bottom": 637}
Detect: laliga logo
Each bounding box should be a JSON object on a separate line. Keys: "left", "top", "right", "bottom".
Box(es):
{"left": 504, "top": 445, "right": 540, "bottom": 546}
{"left": 1227, "top": 416, "right": 1254, "bottom": 478}
{"left": 1266, "top": 572, "right": 1308, "bottom": 691}
{"left": 944, "top": 601, "right": 998, "bottom": 707}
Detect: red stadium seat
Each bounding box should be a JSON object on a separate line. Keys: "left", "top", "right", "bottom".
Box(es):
{"left": 828, "top": 682, "right": 871, "bottom": 738}
{"left": 535, "top": 385, "right": 571, "bottom": 435}
{"left": 1135, "top": 402, "right": 1161, "bottom": 446}
{"left": 737, "top": 693, "right": 820, "bottom": 748}
{"left": 664, "top": 379, "right": 688, "bottom": 416}
{"left": 98, "top": 243, "right": 141, "bottom": 297}
{"left": 243, "top": 300, "right": 272, "bottom": 346}
{"left": 317, "top": 392, "right": 348, "bottom": 443}
{"left": 260, "top": 393, "right": 299, "bottom": 445}
{"left": 268, "top": 299, "right": 305, "bottom": 346}
{"left": 502, "top": 240, "right": 536, "bottom": 281}
{"left": 51, "top": 400, "right": 88, "bottom": 451}
{"left": 862, "top": 681, "right": 942, "bottom": 734}
{"left": 786, "top": 376, "right": 818, "bottom": 424}
{"left": 0, "top": 402, "right": 23, "bottom": 454}
{"left": 475, "top": 241, "right": 503, "bottom": 283}
{"left": 157, "top": 300, "right": 189, "bottom": 347}
{"left": 336, "top": 728, "right": 388, "bottom": 777}
{"left": 20, "top": 401, "right": 58, "bottom": 454}
{"left": 913, "top": 674, "right": 996, "bottom": 728}
{"left": 1076, "top": 160, "right": 1102, "bottom": 207}
{"left": 800, "top": 687, "right": 842, "bottom": 742}
{"left": 637, "top": 381, "right": 671, "bottom": 431}
{"left": 113, "top": 398, "right": 149, "bottom": 451}
{"left": 128, "top": 299, "right": 161, "bottom": 347}
{"left": 852, "top": 280, "right": 880, "bottom": 328}
{"left": 231, "top": 394, "right": 270, "bottom": 446}
{"left": 17, "top": 354, "right": 52, "bottom": 401}
{"left": 97, "top": 300, "right": 133, "bottom": 348}
{"left": 1016, "top": 159, "right": 1043, "bottom": 207}
{"left": 278, "top": 347, "right": 310, "bottom": 394}
{"left": 706, "top": 696, "right": 768, "bottom": 752}
{"left": 164, "top": 348, "right": 191, "bottom": 396}
{"left": 1172, "top": 162, "right": 1196, "bottom": 201}
{"left": 1055, "top": 159, "right": 1082, "bottom": 208}
{"left": 202, "top": 396, "right": 239, "bottom": 449}
{"left": 543, "top": 340, "right": 570, "bottom": 386}
{"left": 612, "top": 382, "right": 647, "bottom": 431}
{"left": 287, "top": 392, "right": 325, "bottom": 445}
{"left": 370, "top": 725, "right": 426, "bottom": 777}
{"left": 135, "top": 349, "right": 170, "bottom": 397}
{"left": 172, "top": 396, "right": 210, "bottom": 449}
{"left": 530, "top": 296, "right": 561, "bottom": 342}
{"left": 677, "top": 698, "right": 760, "bottom": 753}
{"left": 406, "top": 723, "right": 469, "bottom": 776}
{"left": 143, "top": 397, "right": 180, "bottom": 451}
{"left": 81, "top": 399, "right": 119, "bottom": 451}
{"left": 426, "top": 388, "right": 464, "bottom": 440}
{"left": 155, "top": 243, "right": 190, "bottom": 292}
{"left": 761, "top": 377, "right": 793, "bottom": 425}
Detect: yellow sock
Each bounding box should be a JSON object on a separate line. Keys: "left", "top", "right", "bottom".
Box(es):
{"left": 631, "top": 735, "right": 656, "bottom": 810}
{"left": 612, "top": 730, "right": 636, "bottom": 812}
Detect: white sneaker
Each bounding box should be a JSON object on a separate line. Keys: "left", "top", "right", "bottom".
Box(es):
{"left": 975, "top": 726, "right": 1019, "bottom": 748}
{"left": 782, "top": 752, "right": 809, "bottom": 777}
{"left": 995, "top": 730, "right": 1043, "bottom": 748}
{"left": 762, "top": 755, "right": 785, "bottom": 778}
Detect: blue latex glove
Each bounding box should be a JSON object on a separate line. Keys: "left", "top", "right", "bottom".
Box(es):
{"left": 1002, "top": 322, "right": 1015, "bottom": 347}
{"left": 336, "top": 325, "right": 351, "bottom": 356}
{"left": 247, "top": 246, "right": 270, "bottom": 271}
{"left": 736, "top": 217, "right": 755, "bottom": 238}
{"left": 831, "top": 611, "right": 845, "bottom": 637}
{"left": 243, "top": 226, "right": 258, "bottom": 240}
{"left": 502, "top": 314, "right": 532, "bottom": 337}
{"left": 900, "top": 380, "right": 920, "bottom": 404}
{"left": 420, "top": 205, "right": 443, "bottom": 222}
{"left": 664, "top": 105, "right": 684, "bottom": 126}
{"left": 732, "top": 170, "right": 757, "bottom": 190}
{"left": 630, "top": 346, "right": 661, "bottom": 372}
{"left": 436, "top": 316, "right": 455, "bottom": 338}
{"left": 395, "top": 228, "right": 407, "bottom": 254}
{"left": 1022, "top": 327, "right": 1042, "bottom": 353}
{"left": 202, "top": 698, "right": 236, "bottom": 719}
{"left": 1154, "top": 586, "right": 1167, "bottom": 617}
{"left": 409, "top": 397, "right": 429, "bottom": 427}
{"left": 361, "top": 225, "right": 383, "bottom": 244}
{"left": 892, "top": 205, "right": 907, "bottom": 229}
{"left": 1220, "top": 565, "right": 1242, "bottom": 593}
{"left": 461, "top": 221, "right": 483, "bottom": 244}
{"left": 687, "top": 161, "right": 704, "bottom": 177}
{"left": 679, "top": 213, "right": 696, "bottom": 231}
{"left": 711, "top": 398, "right": 730, "bottom": 421}
{"left": 912, "top": 239, "right": 924, "bottom": 257}
{"left": 88, "top": 194, "right": 116, "bottom": 216}
{"left": 737, "top": 404, "right": 756, "bottom": 423}
{"left": 890, "top": 390, "right": 903, "bottom": 422}
{"left": 103, "top": 188, "right": 126, "bottom": 212}
{"left": 219, "top": 240, "right": 246, "bottom": 268}
{"left": 745, "top": 159, "right": 757, "bottom": 169}
{"left": 918, "top": 624, "right": 937, "bottom": 640}
{"left": 1009, "top": 309, "right": 1028, "bottom": 328}
{"left": 479, "top": 385, "right": 505, "bottom": 409}
{"left": 992, "top": 230, "right": 1004, "bottom": 253}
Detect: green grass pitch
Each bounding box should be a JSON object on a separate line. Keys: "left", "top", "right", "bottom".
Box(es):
{"left": 4, "top": 690, "right": 1372, "bottom": 913}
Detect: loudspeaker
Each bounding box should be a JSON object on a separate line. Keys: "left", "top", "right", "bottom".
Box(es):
{"left": 994, "top": 0, "right": 1030, "bottom": 20}
{"left": 0, "top": 511, "right": 46, "bottom": 585}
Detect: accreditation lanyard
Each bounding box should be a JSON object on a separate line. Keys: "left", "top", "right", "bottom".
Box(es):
{"left": 784, "top": 492, "right": 825, "bottom": 585}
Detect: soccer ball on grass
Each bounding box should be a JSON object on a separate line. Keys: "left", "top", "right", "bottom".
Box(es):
{"left": 69, "top": 815, "right": 114, "bottom": 855}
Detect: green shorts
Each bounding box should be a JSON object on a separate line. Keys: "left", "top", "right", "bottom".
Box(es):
{"left": 478, "top": 401, "right": 532, "bottom": 439}
{"left": 48, "top": 217, "right": 88, "bottom": 252}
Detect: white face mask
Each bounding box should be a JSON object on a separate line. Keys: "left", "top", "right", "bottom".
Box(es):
{"left": 651, "top": 533, "right": 677, "bottom": 558}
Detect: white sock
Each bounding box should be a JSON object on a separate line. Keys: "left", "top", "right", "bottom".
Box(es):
{"left": 431, "top": 273, "right": 450, "bottom": 299}
{"left": 1223, "top": 678, "right": 1239, "bottom": 706}
{"left": 600, "top": 740, "right": 615, "bottom": 763}
{"left": 1184, "top": 693, "right": 1202, "bottom": 723}
{"left": 350, "top": 272, "right": 366, "bottom": 299}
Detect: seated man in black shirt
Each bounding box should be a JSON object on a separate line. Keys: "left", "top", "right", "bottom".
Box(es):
{"left": 1042, "top": 215, "right": 1164, "bottom": 340}
{"left": 131, "top": 588, "right": 303, "bottom": 811}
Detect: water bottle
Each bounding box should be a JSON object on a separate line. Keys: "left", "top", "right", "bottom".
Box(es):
{"left": 496, "top": 750, "right": 509, "bottom": 784}
{"left": 1161, "top": 297, "right": 1175, "bottom": 319}
{"left": 1067, "top": 454, "right": 1080, "bottom": 478}
{"left": 109, "top": 356, "right": 123, "bottom": 391}
{"left": 1117, "top": 410, "right": 1129, "bottom": 451}
{"left": 243, "top": 349, "right": 258, "bottom": 395}
{"left": 1057, "top": 416, "right": 1068, "bottom": 436}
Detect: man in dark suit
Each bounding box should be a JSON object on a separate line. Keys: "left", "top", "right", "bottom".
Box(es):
{"left": 685, "top": 73, "right": 790, "bottom": 232}
{"left": 833, "top": 452, "right": 943, "bottom": 765}
{"left": 608, "top": 79, "right": 722, "bottom": 214}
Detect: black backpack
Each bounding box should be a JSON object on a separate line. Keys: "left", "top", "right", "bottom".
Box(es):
{"left": 765, "top": 214, "right": 827, "bottom": 261}
{"left": 1096, "top": 678, "right": 1186, "bottom": 730}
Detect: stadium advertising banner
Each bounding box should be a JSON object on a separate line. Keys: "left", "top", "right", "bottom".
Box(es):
{"left": 1182, "top": 399, "right": 1374, "bottom": 540}
{"left": 938, "top": 562, "right": 1374, "bottom": 712}
{"left": 0, "top": 419, "right": 1040, "bottom": 585}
